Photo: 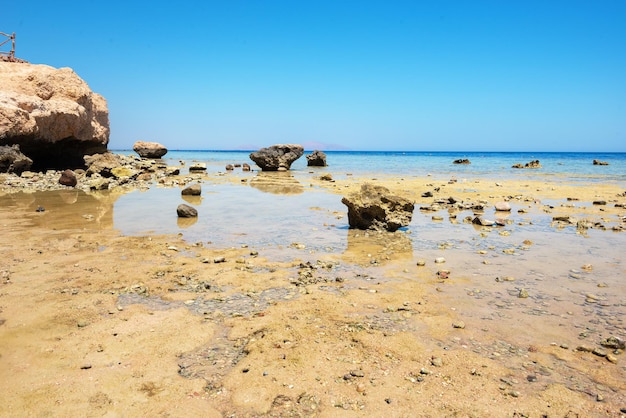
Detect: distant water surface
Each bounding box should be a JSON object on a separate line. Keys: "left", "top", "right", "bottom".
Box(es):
{"left": 111, "top": 150, "right": 626, "bottom": 183}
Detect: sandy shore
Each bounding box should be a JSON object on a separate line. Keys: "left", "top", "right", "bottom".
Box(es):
{"left": 1, "top": 167, "right": 625, "bottom": 417}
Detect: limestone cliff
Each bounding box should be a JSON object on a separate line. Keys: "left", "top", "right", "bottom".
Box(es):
{"left": 0, "top": 62, "right": 109, "bottom": 170}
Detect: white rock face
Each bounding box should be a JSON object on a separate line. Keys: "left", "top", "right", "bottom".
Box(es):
{"left": 0, "top": 62, "right": 109, "bottom": 169}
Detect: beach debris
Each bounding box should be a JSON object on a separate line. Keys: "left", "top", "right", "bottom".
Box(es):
{"left": 341, "top": 183, "right": 414, "bottom": 232}
{"left": 181, "top": 184, "right": 201, "bottom": 196}
{"left": 249, "top": 144, "right": 304, "bottom": 171}
{"left": 593, "top": 159, "right": 609, "bottom": 165}
{"left": 133, "top": 141, "right": 167, "bottom": 159}
{"left": 512, "top": 160, "right": 541, "bottom": 169}
{"left": 58, "top": 169, "right": 77, "bottom": 187}
{"left": 306, "top": 150, "right": 327, "bottom": 166}
{"left": 453, "top": 158, "right": 470, "bottom": 164}
{"left": 176, "top": 203, "right": 197, "bottom": 218}
{"left": 0, "top": 144, "right": 32, "bottom": 174}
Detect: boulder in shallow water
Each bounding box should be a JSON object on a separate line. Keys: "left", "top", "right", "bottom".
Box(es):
{"left": 306, "top": 150, "right": 327, "bottom": 167}
{"left": 182, "top": 184, "right": 201, "bottom": 196}
{"left": 341, "top": 183, "right": 414, "bottom": 232}
{"left": 249, "top": 144, "right": 304, "bottom": 171}
{"left": 133, "top": 141, "right": 167, "bottom": 158}
{"left": 177, "top": 204, "right": 198, "bottom": 218}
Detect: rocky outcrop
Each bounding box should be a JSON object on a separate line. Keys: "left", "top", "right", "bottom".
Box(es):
{"left": 453, "top": 158, "right": 470, "bottom": 164}
{"left": 512, "top": 160, "right": 541, "bottom": 169}
{"left": 133, "top": 141, "right": 167, "bottom": 159}
{"left": 0, "top": 62, "right": 109, "bottom": 170}
{"left": 249, "top": 144, "right": 304, "bottom": 171}
{"left": 306, "top": 150, "right": 327, "bottom": 167}
{"left": 593, "top": 159, "right": 609, "bottom": 166}
{"left": 0, "top": 144, "right": 32, "bottom": 174}
{"left": 341, "top": 183, "right": 414, "bottom": 232}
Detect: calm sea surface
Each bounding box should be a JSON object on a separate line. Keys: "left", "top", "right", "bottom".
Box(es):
{"left": 141, "top": 150, "right": 626, "bottom": 182}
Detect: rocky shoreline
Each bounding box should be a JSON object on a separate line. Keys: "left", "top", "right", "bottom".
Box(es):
{"left": 1, "top": 157, "right": 625, "bottom": 416}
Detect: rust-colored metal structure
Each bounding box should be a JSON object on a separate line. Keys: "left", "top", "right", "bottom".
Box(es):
{"left": 0, "top": 32, "right": 16, "bottom": 61}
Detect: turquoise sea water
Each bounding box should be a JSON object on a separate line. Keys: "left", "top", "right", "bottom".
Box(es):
{"left": 114, "top": 150, "right": 626, "bottom": 183}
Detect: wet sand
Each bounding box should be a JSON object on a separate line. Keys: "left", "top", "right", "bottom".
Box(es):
{"left": 0, "top": 167, "right": 625, "bottom": 417}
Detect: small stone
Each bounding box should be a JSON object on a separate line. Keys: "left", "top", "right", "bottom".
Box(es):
{"left": 452, "top": 321, "right": 465, "bottom": 329}
{"left": 356, "top": 383, "right": 366, "bottom": 393}
{"left": 176, "top": 204, "right": 198, "bottom": 218}
{"left": 416, "top": 260, "right": 426, "bottom": 266}
{"left": 213, "top": 256, "right": 226, "bottom": 263}
{"left": 518, "top": 288, "right": 529, "bottom": 298}
{"left": 81, "top": 364, "right": 92, "bottom": 370}
{"left": 385, "top": 398, "right": 392, "bottom": 404}
{"left": 434, "top": 257, "right": 446, "bottom": 264}
{"left": 430, "top": 357, "right": 443, "bottom": 367}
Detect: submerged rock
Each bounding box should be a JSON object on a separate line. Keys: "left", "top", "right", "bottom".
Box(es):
{"left": 341, "top": 183, "right": 414, "bottom": 232}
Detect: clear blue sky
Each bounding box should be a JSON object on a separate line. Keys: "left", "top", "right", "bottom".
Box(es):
{"left": 5, "top": 1, "right": 626, "bottom": 151}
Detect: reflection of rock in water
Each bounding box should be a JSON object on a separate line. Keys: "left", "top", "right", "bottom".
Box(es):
{"left": 343, "top": 229, "right": 413, "bottom": 265}
{"left": 181, "top": 194, "right": 202, "bottom": 205}
{"left": 249, "top": 172, "right": 303, "bottom": 195}
{"left": 0, "top": 189, "right": 117, "bottom": 230}
{"left": 177, "top": 216, "right": 197, "bottom": 228}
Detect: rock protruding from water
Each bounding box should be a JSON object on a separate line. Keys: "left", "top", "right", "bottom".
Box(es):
{"left": 593, "top": 159, "right": 609, "bottom": 166}
{"left": 306, "top": 150, "right": 327, "bottom": 167}
{"left": 453, "top": 158, "right": 470, "bottom": 164}
{"left": 133, "top": 141, "right": 167, "bottom": 158}
{"left": 177, "top": 204, "right": 198, "bottom": 218}
{"left": 182, "top": 184, "right": 201, "bottom": 196}
{"left": 0, "top": 144, "right": 32, "bottom": 174}
{"left": 249, "top": 144, "right": 304, "bottom": 171}
{"left": 341, "top": 183, "right": 415, "bottom": 232}
{"left": 512, "top": 160, "right": 541, "bottom": 169}
{"left": 0, "top": 62, "right": 109, "bottom": 170}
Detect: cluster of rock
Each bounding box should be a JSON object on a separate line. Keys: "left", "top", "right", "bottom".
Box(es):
{"left": 341, "top": 183, "right": 414, "bottom": 232}
{"left": 0, "top": 62, "right": 109, "bottom": 170}
{"left": 0, "top": 152, "right": 183, "bottom": 192}
{"left": 453, "top": 159, "right": 470, "bottom": 165}
{"left": 593, "top": 159, "right": 609, "bottom": 166}
{"left": 512, "top": 160, "right": 541, "bottom": 169}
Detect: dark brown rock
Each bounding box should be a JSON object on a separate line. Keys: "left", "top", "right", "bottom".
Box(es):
{"left": 59, "top": 169, "right": 77, "bottom": 187}
{"left": 306, "top": 150, "right": 327, "bottom": 167}
{"left": 453, "top": 159, "right": 470, "bottom": 164}
{"left": 341, "top": 183, "right": 414, "bottom": 232}
{"left": 249, "top": 144, "right": 304, "bottom": 171}
{"left": 177, "top": 204, "right": 198, "bottom": 218}
{"left": 182, "top": 184, "right": 201, "bottom": 196}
